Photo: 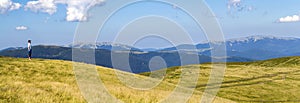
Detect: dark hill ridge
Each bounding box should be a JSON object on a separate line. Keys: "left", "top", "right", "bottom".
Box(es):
{"left": 0, "top": 45, "right": 252, "bottom": 73}
{"left": 2, "top": 35, "right": 300, "bottom": 73}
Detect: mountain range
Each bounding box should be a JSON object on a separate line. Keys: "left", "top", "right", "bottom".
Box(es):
{"left": 1, "top": 35, "right": 300, "bottom": 73}
{"left": 161, "top": 35, "right": 300, "bottom": 60}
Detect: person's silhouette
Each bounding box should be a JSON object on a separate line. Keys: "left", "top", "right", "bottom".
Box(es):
{"left": 28, "top": 40, "right": 32, "bottom": 60}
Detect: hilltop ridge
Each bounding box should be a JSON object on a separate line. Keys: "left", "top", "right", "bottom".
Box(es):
{"left": 0, "top": 57, "right": 232, "bottom": 103}
{"left": 141, "top": 56, "right": 300, "bottom": 102}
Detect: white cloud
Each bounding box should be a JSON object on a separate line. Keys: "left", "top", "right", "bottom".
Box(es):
{"left": 228, "top": 0, "right": 241, "bottom": 9}
{"left": 25, "top": 0, "right": 105, "bottom": 22}
{"left": 60, "top": 0, "right": 105, "bottom": 22}
{"left": 278, "top": 15, "right": 300, "bottom": 23}
{"left": 25, "top": 0, "right": 57, "bottom": 15}
{"left": 66, "top": 7, "right": 88, "bottom": 22}
{"left": 227, "top": 0, "right": 254, "bottom": 15}
{"left": 0, "top": 0, "right": 21, "bottom": 14}
{"left": 16, "top": 26, "right": 28, "bottom": 31}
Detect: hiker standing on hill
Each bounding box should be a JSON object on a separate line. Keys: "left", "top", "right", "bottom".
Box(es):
{"left": 28, "top": 40, "right": 32, "bottom": 60}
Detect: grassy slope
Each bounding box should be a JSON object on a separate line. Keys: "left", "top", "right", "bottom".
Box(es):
{"left": 141, "top": 56, "right": 300, "bottom": 102}
{"left": 0, "top": 57, "right": 232, "bottom": 103}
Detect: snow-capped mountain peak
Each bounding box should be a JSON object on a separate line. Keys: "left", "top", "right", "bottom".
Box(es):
{"left": 227, "top": 35, "right": 298, "bottom": 43}
{"left": 67, "top": 42, "right": 141, "bottom": 51}
{"left": 1, "top": 47, "right": 24, "bottom": 51}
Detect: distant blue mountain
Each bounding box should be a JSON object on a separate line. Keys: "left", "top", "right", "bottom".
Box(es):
{"left": 0, "top": 45, "right": 251, "bottom": 73}
{"left": 2, "top": 35, "right": 299, "bottom": 73}
{"left": 1, "top": 47, "right": 24, "bottom": 51}
{"left": 161, "top": 35, "right": 300, "bottom": 60}
{"left": 67, "top": 42, "right": 142, "bottom": 51}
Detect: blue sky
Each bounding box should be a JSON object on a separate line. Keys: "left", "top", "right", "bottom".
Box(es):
{"left": 0, "top": 0, "right": 300, "bottom": 49}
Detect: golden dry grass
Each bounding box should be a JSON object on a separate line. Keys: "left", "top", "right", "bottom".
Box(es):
{"left": 0, "top": 57, "right": 233, "bottom": 103}
{"left": 141, "top": 56, "right": 300, "bottom": 102}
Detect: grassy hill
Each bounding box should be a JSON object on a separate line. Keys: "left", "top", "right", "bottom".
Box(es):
{"left": 2, "top": 56, "right": 300, "bottom": 102}
{"left": 0, "top": 57, "right": 232, "bottom": 103}
{"left": 141, "top": 56, "right": 300, "bottom": 102}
